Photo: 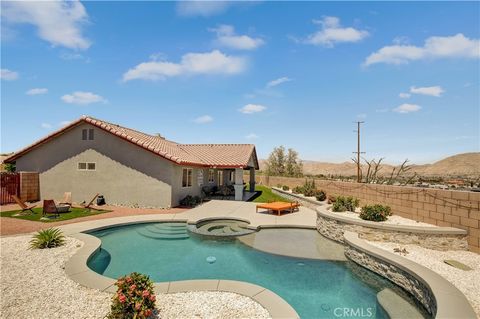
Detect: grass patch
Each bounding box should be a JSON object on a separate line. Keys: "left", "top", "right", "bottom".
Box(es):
{"left": 251, "top": 185, "right": 292, "bottom": 203}
{"left": 0, "top": 207, "right": 109, "bottom": 222}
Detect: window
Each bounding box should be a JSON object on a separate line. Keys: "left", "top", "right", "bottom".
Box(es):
{"left": 229, "top": 171, "right": 235, "bottom": 182}
{"left": 182, "top": 168, "right": 193, "bottom": 187}
{"left": 82, "top": 129, "right": 94, "bottom": 140}
{"left": 217, "top": 171, "right": 224, "bottom": 186}
{"left": 78, "top": 162, "right": 96, "bottom": 171}
{"left": 208, "top": 169, "right": 215, "bottom": 183}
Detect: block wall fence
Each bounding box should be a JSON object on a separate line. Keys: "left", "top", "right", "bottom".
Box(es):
{"left": 254, "top": 175, "right": 480, "bottom": 253}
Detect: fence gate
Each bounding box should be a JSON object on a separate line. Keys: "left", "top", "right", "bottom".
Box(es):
{"left": 0, "top": 172, "right": 20, "bottom": 205}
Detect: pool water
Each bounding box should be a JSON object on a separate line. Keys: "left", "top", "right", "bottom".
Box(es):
{"left": 87, "top": 222, "right": 427, "bottom": 318}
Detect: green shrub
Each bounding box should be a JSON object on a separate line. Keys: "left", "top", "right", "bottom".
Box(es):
{"left": 282, "top": 185, "right": 290, "bottom": 191}
{"left": 179, "top": 195, "right": 201, "bottom": 207}
{"left": 315, "top": 190, "right": 327, "bottom": 201}
{"left": 302, "top": 179, "right": 316, "bottom": 197}
{"left": 276, "top": 184, "right": 283, "bottom": 188}
{"left": 360, "top": 204, "right": 392, "bottom": 222}
{"left": 30, "top": 228, "right": 65, "bottom": 249}
{"left": 108, "top": 272, "right": 156, "bottom": 319}
{"left": 292, "top": 186, "right": 303, "bottom": 194}
{"left": 331, "top": 196, "right": 359, "bottom": 212}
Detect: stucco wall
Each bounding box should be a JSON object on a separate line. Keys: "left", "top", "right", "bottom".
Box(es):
{"left": 15, "top": 123, "right": 174, "bottom": 207}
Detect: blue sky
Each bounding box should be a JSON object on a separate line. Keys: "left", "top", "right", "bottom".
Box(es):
{"left": 1, "top": 1, "right": 479, "bottom": 164}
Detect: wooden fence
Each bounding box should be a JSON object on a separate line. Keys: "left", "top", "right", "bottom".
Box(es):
{"left": 0, "top": 173, "right": 20, "bottom": 204}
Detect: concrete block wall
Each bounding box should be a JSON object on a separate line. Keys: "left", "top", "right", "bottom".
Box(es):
{"left": 19, "top": 172, "right": 40, "bottom": 202}
{"left": 256, "top": 175, "right": 480, "bottom": 253}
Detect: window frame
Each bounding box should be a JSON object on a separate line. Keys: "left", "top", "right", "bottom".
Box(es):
{"left": 78, "top": 162, "right": 96, "bottom": 171}
{"left": 182, "top": 168, "right": 193, "bottom": 188}
{"left": 88, "top": 128, "right": 94, "bottom": 140}
{"left": 217, "top": 170, "right": 224, "bottom": 186}
{"left": 208, "top": 169, "right": 215, "bottom": 183}
{"left": 82, "top": 129, "right": 88, "bottom": 140}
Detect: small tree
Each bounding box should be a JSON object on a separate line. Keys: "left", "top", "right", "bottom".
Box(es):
{"left": 266, "top": 146, "right": 303, "bottom": 177}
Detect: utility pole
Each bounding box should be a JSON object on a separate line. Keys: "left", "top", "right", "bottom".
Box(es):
{"left": 353, "top": 121, "right": 365, "bottom": 183}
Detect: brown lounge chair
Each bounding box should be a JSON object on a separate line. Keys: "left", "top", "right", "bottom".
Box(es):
{"left": 256, "top": 201, "right": 300, "bottom": 216}
{"left": 12, "top": 195, "right": 36, "bottom": 214}
{"left": 42, "top": 199, "right": 59, "bottom": 218}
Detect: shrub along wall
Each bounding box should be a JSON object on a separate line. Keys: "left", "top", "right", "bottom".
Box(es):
{"left": 254, "top": 175, "right": 480, "bottom": 253}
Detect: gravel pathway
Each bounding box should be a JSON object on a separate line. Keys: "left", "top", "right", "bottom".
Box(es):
{"left": 368, "top": 241, "right": 480, "bottom": 316}
{"left": 0, "top": 235, "right": 270, "bottom": 319}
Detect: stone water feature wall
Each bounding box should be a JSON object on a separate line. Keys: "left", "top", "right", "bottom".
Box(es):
{"left": 345, "top": 244, "right": 436, "bottom": 315}
{"left": 254, "top": 175, "right": 480, "bottom": 253}
{"left": 316, "top": 212, "right": 468, "bottom": 251}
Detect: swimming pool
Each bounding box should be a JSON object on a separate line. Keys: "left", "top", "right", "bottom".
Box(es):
{"left": 87, "top": 222, "right": 428, "bottom": 318}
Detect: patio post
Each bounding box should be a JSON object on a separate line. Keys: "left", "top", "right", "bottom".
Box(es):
{"left": 249, "top": 167, "right": 255, "bottom": 192}
{"left": 234, "top": 168, "right": 244, "bottom": 201}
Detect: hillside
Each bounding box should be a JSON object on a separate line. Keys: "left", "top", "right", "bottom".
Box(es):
{"left": 259, "top": 152, "right": 480, "bottom": 178}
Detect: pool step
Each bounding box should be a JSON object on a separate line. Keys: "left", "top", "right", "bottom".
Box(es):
{"left": 137, "top": 224, "right": 189, "bottom": 240}
{"left": 145, "top": 225, "right": 188, "bottom": 235}
{"left": 376, "top": 288, "right": 423, "bottom": 319}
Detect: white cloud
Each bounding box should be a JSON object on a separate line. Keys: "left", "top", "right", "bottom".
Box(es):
{"left": 59, "top": 120, "right": 72, "bottom": 126}
{"left": 393, "top": 103, "right": 421, "bottom": 114}
{"left": 26, "top": 88, "right": 48, "bottom": 95}
{"left": 266, "top": 77, "right": 292, "bottom": 88}
{"left": 41, "top": 123, "right": 52, "bottom": 129}
{"left": 1, "top": 68, "right": 19, "bottom": 81}
{"left": 239, "top": 104, "right": 266, "bottom": 114}
{"left": 123, "top": 50, "right": 246, "bottom": 82}
{"left": 303, "top": 16, "right": 369, "bottom": 47}
{"left": 1, "top": 0, "right": 90, "bottom": 50}
{"left": 209, "top": 25, "right": 264, "bottom": 50}
{"left": 176, "top": 1, "right": 231, "bottom": 17}
{"left": 245, "top": 133, "right": 258, "bottom": 139}
{"left": 61, "top": 91, "right": 106, "bottom": 105}
{"left": 364, "top": 34, "right": 479, "bottom": 66}
{"left": 193, "top": 115, "right": 213, "bottom": 124}
{"left": 410, "top": 86, "right": 444, "bottom": 97}
{"left": 399, "top": 92, "right": 411, "bottom": 99}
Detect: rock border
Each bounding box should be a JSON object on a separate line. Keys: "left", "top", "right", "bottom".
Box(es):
{"left": 343, "top": 231, "right": 477, "bottom": 318}
{"left": 316, "top": 207, "right": 468, "bottom": 251}
{"left": 63, "top": 220, "right": 299, "bottom": 319}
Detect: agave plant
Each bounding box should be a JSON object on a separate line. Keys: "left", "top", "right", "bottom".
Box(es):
{"left": 30, "top": 228, "right": 66, "bottom": 249}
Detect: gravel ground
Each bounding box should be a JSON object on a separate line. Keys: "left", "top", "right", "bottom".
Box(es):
{"left": 0, "top": 235, "right": 270, "bottom": 319}
{"left": 368, "top": 241, "right": 480, "bottom": 316}
{"left": 330, "top": 209, "right": 436, "bottom": 227}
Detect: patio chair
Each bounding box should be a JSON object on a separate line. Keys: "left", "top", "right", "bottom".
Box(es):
{"left": 42, "top": 199, "right": 59, "bottom": 218}
{"left": 59, "top": 192, "right": 72, "bottom": 206}
{"left": 12, "top": 195, "right": 36, "bottom": 214}
{"left": 81, "top": 193, "right": 100, "bottom": 211}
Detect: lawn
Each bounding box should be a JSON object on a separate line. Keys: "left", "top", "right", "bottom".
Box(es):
{"left": 251, "top": 185, "right": 292, "bottom": 203}
{"left": 0, "top": 207, "right": 109, "bottom": 222}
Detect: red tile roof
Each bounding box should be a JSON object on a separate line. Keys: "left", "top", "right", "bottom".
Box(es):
{"left": 5, "top": 116, "right": 259, "bottom": 169}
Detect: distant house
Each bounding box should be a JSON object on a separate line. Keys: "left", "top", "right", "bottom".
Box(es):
{"left": 4, "top": 116, "right": 258, "bottom": 207}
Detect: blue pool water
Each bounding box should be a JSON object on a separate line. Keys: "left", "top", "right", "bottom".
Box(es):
{"left": 87, "top": 222, "right": 427, "bottom": 318}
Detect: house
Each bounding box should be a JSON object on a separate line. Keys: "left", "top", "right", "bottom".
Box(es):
{"left": 4, "top": 116, "right": 259, "bottom": 207}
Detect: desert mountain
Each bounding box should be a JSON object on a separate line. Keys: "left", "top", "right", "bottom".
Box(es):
{"left": 259, "top": 152, "right": 480, "bottom": 178}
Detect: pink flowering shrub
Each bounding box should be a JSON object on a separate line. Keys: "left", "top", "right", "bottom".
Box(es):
{"left": 108, "top": 272, "right": 156, "bottom": 319}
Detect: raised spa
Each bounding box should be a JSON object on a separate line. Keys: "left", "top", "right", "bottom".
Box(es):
{"left": 87, "top": 222, "right": 429, "bottom": 318}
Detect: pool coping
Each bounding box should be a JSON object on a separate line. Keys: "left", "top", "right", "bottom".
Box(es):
{"left": 63, "top": 219, "right": 299, "bottom": 319}
{"left": 344, "top": 231, "right": 477, "bottom": 319}
{"left": 316, "top": 207, "right": 467, "bottom": 235}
